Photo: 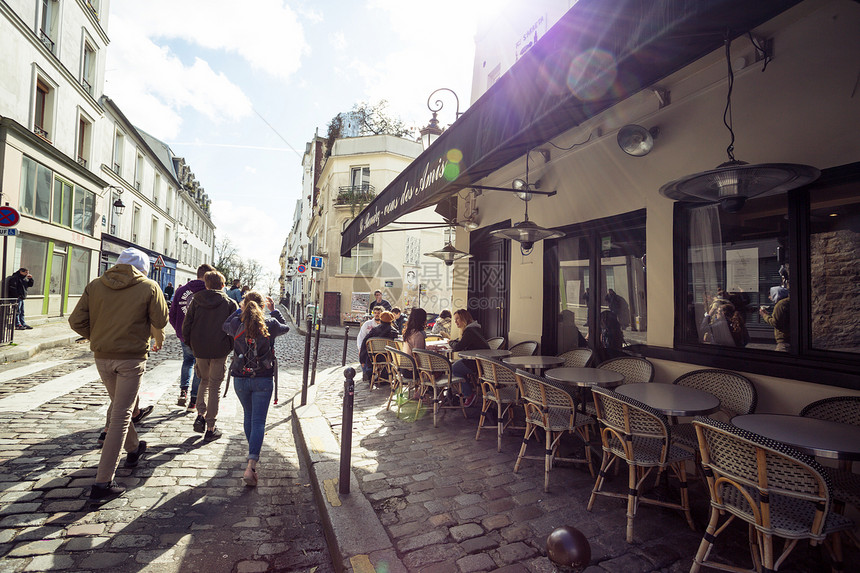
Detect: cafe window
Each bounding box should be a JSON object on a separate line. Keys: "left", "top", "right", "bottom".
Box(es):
{"left": 675, "top": 163, "right": 860, "bottom": 364}
{"left": 52, "top": 177, "right": 74, "bottom": 227}
{"left": 20, "top": 156, "right": 51, "bottom": 220}
{"left": 14, "top": 235, "right": 48, "bottom": 294}
{"left": 549, "top": 210, "right": 646, "bottom": 362}
{"left": 68, "top": 246, "right": 90, "bottom": 295}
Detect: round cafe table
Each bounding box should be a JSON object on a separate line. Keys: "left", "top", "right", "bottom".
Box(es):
{"left": 503, "top": 355, "right": 565, "bottom": 373}
{"left": 457, "top": 349, "right": 512, "bottom": 360}
{"left": 732, "top": 414, "right": 860, "bottom": 462}
{"left": 544, "top": 367, "right": 625, "bottom": 389}
{"left": 615, "top": 383, "right": 720, "bottom": 418}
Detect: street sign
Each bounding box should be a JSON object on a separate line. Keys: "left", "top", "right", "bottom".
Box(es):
{"left": 0, "top": 229, "right": 18, "bottom": 236}
{"left": 0, "top": 206, "right": 20, "bottom": 228}
{"left": 296, "top": 264, "right": 307, "bottom": 274}
{"left": 310, "top": 256, "right": 324, "bottom": 270}
{"left": 153, "top": 255, "right": 165, "bottom": 269}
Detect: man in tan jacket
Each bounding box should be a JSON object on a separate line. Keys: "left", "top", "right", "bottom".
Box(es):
{"left": 69, "top": 247, "right": 168, "bottom": 504}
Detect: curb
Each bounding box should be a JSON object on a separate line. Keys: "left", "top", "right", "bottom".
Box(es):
{"left": 293, "top": 367, "right": 406, "bottom": 573}
{"left": 0, "top": 333, "right": 82, "bottom": 364}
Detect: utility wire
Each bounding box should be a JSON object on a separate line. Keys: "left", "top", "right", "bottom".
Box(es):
{"left": 253, "top": 108, "right": 303, "bottom": 159}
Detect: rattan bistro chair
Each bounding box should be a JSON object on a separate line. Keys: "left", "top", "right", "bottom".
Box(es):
{"left": 598, "top": 356, "right": 653, "bottom": 384}
{"left": 486, "top": 337, "right": 506, "bottom": 350}
{"left": 508, "top": 340, "right": 539, "bottom": 357}
{"left": 474, "top": 357, "right": 520, "bottom": 452}
{"left": 412, "top": 348, "right": 468, "bottom": 428}
{"left": 366, "top": 337, "right": 395, "bottom": 390}
{"left": 588, "top": 387, "right": 696, "bottom": 543}
{"left": 386, "top": 347, "right": 419, "bottom": 413}
{"left": 691, "top": 417, "right": 853, "bottom": 573}
{"left": 514, "top": 369, "right": 595, "bottom": 492}
{"left": 559, "top": 348, "right": 593, "bottom": 368}
{"left": 672, "top": 369, "right": 757, "bottom": 451}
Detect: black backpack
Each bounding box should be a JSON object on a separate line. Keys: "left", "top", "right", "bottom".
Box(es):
{"left": 230, "top": 329, "right": 275, "bottom": 378}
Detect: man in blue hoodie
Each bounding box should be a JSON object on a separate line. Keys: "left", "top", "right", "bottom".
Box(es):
{"left": 169, "top": 264, "right": 214, "bottom": 410}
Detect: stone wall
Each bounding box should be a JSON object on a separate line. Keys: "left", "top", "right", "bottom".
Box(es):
{"left": 810, "top": 229, "right": 860, "bottom": 352}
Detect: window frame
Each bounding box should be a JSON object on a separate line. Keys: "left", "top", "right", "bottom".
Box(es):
{"left": 113, "top": 130, "right": 124, "bottom": 176}
{"left": 32, "top": 74, "right": 56, "bottom": 142}
{"left": 80, "top": 34, "right": 96, "bottom": 95}
{"left": 669, "top": 161, "right": 860, "bottom": 389}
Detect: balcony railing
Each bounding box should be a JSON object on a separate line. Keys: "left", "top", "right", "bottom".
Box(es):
{"left": 81, "top": 78, "right": 92, "bottom": 95}
{"left": 113, "top": 163, "right": 121, "bottom": 175}
{"left": 39, "top": 30, "right": 55, "bottom": 52}
{"left": 34, "top": 125, "right": 51, "bottom": 143}
{"left": 77, "top": 156, "right": 87, "bottom": 167}
{"left": 335, "top": 184, "right": 375, "bottom": 206}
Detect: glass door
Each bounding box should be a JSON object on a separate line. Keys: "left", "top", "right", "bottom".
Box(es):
{"left": 48, "top": 251, "right": 66, "bottom": 316}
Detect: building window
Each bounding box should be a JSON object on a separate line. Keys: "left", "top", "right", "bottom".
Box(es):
{"left": 19, "top": 156, "right": 52, "bottom": 221}
{"left": 350, "top": 166, "right": 370, "bottom": 189}
{"left": 153, "top": 173, "right": 161, "bottom": 207}
{"left": 132, "top": 204, "right": 141, "bottom": 244}
{"left": 150, "top": 217, "right": 158, "bottom": 250}
{"left": 166, "top": 186, "right": 173, "bottom": 215}
{"left": 340, "top": 219, "right": 373, "bottom": 275}
{"left": 113, "top": 131, "right": 124, "bottom": 175}
{"left": 33, "top": 78, "right": 54, "bottom": 142}
{"left": 81, "top": 39, "right": 95, "bottom": 95}
{"left": 673, "top": 163, "right": 860, "bottom": 368}
{"left": 52, "top": 177, "right": 74, "bottom": 227}
{"left": 164, "top": 227, "right": 171, "bottom": 257}
{"left": 546, "top": 211, "right": 646, "bottom": 361}
{"left": 68, "top": 246, "right": 90, "bottom": 295}
{"left": 134, "top": 153, "right": 143, "bottom": 190}
{"left": 76, "top": 113, "right": 92, "bottom": 167}
{"left": 73, "top": 186, "right": 95, "bottom": 234}
{"left": 15, "top": 235, "right": 48, "bottom": 294}
{"left": 39, "top": 0, "right": 59, "bottom": 54}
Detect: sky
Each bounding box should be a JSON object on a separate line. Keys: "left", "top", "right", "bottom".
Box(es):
{"left": 104, "top": 0, "right": 508, "bottom": 277}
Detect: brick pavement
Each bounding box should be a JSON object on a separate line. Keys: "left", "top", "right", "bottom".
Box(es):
{"left": 0, "top": 322, "right": 359, "bottom": 572}
{"left": 302, "top": 366, "right": 860, "bottom": 573}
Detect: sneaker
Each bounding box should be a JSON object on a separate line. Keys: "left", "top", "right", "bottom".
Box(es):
{"left": 186, "top": 399, "right": 197, "bottom": 412}
{"left": 124, "top": 441, "right": 147, "bottom": 468}
{"left": 203, "top": 427, "right": 222, "bottom": 441}
{"left": 177, "top": 390, "right": 188, "bottom": 406}
{"left": 89, "top": 481, "right": 126, "bottom": 504}
{"left": 23, "top": 325, "right": 33, "bottom": 330}
{"left": 462, "top": 394, "right": 477, "bottom": 408}
{"left": 131, "top": 405, "right": 153, "bottom": 425}
{"left": 192, "top": 415, "right": 205, "bottom": 433}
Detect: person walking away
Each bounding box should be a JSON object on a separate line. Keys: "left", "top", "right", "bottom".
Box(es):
{"left": 760, "top": 285, "right": 790, "bottom": 352}
{"left": 163, "top": 282, "right": 174, "bottom": 303}
{"left": 226, "top": 279, "right": 243, "bottom": 304}
{"left": 222, "top": 291, "right": 289, "bottom": 486}
{"left": 367, "top": 289, "right": 391, "bottom": 314}
{"left": 449, "top": 309, "right": 489, "bottom": 407}
{"left": 7, "top": 268, "right": 34, "bottom": 329}
{"left": 69, "top": 247, "right": 167, "bottom": 504}
{"left": 183, "top": 271, "right": 238, "bottom": 440}
{"left": 169, "top": 264, "right": 214, "bottom": 410}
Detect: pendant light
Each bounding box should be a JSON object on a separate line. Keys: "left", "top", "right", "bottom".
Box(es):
{"left": 490, "top": 151, "right": 564, "bottom": 255}
{"left": 424, "top": 225, "right": 471, "bottom": 266}
{"left": 659, "top": 34, "right": 819, "bottom": 212}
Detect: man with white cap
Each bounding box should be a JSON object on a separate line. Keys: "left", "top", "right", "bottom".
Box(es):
{"left": 69, "top": 247, "right": 168, "bottom": 505}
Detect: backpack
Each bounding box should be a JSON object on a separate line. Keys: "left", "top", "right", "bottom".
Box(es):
{"left": 230, "top": 329, "right": 275, "bottom": 378}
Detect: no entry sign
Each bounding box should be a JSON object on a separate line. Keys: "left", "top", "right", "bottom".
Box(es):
{"left": 0, "top": 206, "right": 20, "bottom": 228}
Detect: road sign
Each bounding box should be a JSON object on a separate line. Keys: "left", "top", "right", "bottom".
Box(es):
{"left": 153, "top": 255, "right": 165, "bottom": 269}
{"left": 0, "top": 206, "right": 20, "bottom": 228}
{"left": 296, "top": 264, "right": 307, "bottom": 274}
{"left": 310, "top": 256, "right": 324, "bottom": 270}
{"left": 0, "top": 229, "right": 18, "bottom": 236}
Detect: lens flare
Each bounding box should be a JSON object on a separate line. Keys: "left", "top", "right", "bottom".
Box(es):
{"left": 446, "top": 148, "right": 463, "bottom": 163}
{"left": 444, "top": 163, "right": 460, "bottom": 181}
{"left": 567, "top": 48, "right": 617, "bottom": 101}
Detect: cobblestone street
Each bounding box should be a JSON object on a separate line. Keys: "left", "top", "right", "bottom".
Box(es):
{"left": 0, "top": 324, "right": 358, "bottom": 572}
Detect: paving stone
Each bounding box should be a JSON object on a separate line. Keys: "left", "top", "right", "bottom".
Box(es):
{"left": 460, "top": 535, "right": 499, "bottom": 554}
{"left": 43, "top": 488, "right": 84, "bottom": 499}
{"left": 398, "top": 529, "right": 449, "bottom": 552}
{"left": 7, "top": 538, "right": 64, "bottom": 556}
{"left": 13, "top": 526, "right": 64, "bottom": 541}
{"left": 450, "top": 522, "right": 484, "bottom": 542}
{"left": 493, "top": 541, "right": 538, "bottom": 565}
{"left": 0, "top": 503, "right": 41, "bottom": 516}
{"left": 457, "top": 552, "right": 497, "bottom": 572}
{"left": 237, "top": 561, "right": 269, "bottom": 573}
{"left": 482, "top": 514, "right": 511, "bottom": 531}
{"left": 597, "top": 553, "right": 654, "bottom": 573}
{"left": 22, "top": 554, "right": 75, "bottom": 571}
{"left": 65, "top": 536, "right": 110, "bottom": 551}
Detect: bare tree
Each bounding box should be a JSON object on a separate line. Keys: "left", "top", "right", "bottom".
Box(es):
{"left": 214, "top": 237, "right": 239, "bottom": 281}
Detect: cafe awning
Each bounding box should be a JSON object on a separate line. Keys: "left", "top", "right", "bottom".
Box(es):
{"left": 340, "top": 0, "right": 802, "bottom": 256}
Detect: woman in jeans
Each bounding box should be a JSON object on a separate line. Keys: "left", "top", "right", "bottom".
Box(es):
{"left": 222, "top": 291, "right": 289, "bottom": 486}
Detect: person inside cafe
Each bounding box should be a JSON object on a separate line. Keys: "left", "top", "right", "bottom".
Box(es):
{"left": 700, "top": 289, "right": 750, "bottom": 348}
{"left": 760, "top": 285, "right": 790, "bottom": 352}
{"left": 558, "top": 309, "right": 586, "bottom": 353}
{"left": 431, "top": 309, "right": 452, "bottom": 338}
{"left": 367, "top": 290, "right": 391, "bottom": 314}
{"left": 598, "top": 310, "right": 627, "bottom": 362}
{"left": 401, "top": 308, "right": 427, "bottom": 356}
{"left": 449, "top": 309, "right": 489, "bottom": 407}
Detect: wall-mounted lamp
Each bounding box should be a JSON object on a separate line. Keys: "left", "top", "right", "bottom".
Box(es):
{"left": 112, "top": 197, "right": 126, "bottom": 216}
{"left": 420, "top": 88, "right": 462, "bottom": 150}
{"left": 617, "top": 125, "right": 660, "bottom": 157}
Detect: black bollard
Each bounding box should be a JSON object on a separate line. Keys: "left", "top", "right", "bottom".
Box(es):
{"left": 341, "top": 325, "right": 350, "bottom": 366}
{"left": 339, "top": 367, "right": 355, "bottom": 494}
{"left": 546, "top": 526, "right": 591, "bottom": 573}
{"left": 301, "top": 316, "right": 312, "bottom": 406}
{"left": 309, "top": 316, "right": 322, "bottom": 387}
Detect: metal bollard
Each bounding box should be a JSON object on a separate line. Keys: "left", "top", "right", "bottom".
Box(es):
{"left": 309, "top": 318, "right": 322, "bottom": 387}
{"left": 339, "top": 367, "right": 355, "bottom": 494}
{"left": 301, "top": 316, "right": 312, "bottom": 406}
{"left": 341, "top": 325, "right": 350, "bottom": 366}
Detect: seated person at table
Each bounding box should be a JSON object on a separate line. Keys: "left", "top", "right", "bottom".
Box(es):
{"left": 431, "top": 309, "right": 452, "bottom": 338}
{"left": 449, "top": 309, "right": 489, "bottom": 406}
{"left": 359, "top": 311, "right": 399, "bottom": 375}
{"left": 357, "top": 307, "right": 383, "bottom": 382}
{"left": 391, "top": 306, "right": 405, "bottom": 334}
{"left": 402, "top": 308, "right": 427, "bottom": 356}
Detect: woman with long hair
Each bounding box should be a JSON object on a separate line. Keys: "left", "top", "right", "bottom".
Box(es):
{"left": 222, "top": 291, "right": 289, "bottom": 486}
{"left": 402, "top": 308, "right": 427, "bottom": 355}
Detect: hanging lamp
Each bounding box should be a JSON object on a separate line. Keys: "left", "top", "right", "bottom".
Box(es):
{"left": 659, "top": 34, "right": 819, "bottom": 212}
{"left": 424, "top": 226, "right": 471, "bottom": 266}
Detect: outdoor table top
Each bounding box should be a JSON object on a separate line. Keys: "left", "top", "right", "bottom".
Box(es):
{"left": 457, "top": 349, "right": 513, "bottom": 359}
{"left": 544, "top": 367, "right": 625, "bottom": 388}
{"left": 503, "top": 355, "right": 566, "bottom": 370}
{"left": 732, "top": 413, "right": 860, "bottom": 461}
{"left": 616, "top": 383, "right": 721, "bottom": 417}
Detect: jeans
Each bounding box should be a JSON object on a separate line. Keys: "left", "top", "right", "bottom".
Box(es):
{"left": 180, "top": 342, "right": 201, "bottom": 399}
{"left": 16, "top": 300, "right": 26, "bottom": 327}
{"left": 95, "top": 358, "right": 145, "bottom": 483}
{"left": 233, "top": 376, "right": 273, "bottom": 461}
{"left": 452, "top": 359, "right": 477, "bottom": 396}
